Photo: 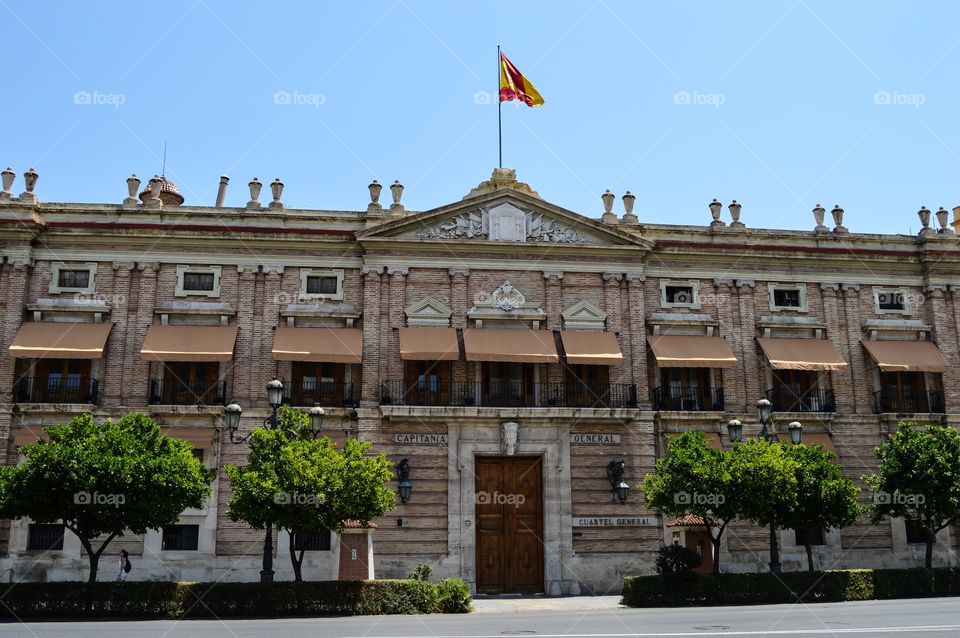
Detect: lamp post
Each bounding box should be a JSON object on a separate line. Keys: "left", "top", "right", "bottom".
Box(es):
{"left": 725, "top": 399, "right": 802, "bottom": 574}
{"left": 607, "top": 459, "right": 629, "bottom": 504}
{"left": 223, "top": 378, "right": 325, "bottom": 584}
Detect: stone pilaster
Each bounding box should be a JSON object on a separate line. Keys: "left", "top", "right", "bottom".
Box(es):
{"left": 361, "top": 267, "right": 383, "bottom": 406}
{"left": 449, "top": 268, "right": 469, "bottom": 386}
{"left": 544, "top": 272, "right": 564, "bottom": 384}
{"left": 387, "top": 267, "right": 408, "bottom": 381}
{"left": 261, "top": 266, "right": 284, "bottom": 390}
{"left": 130, "top": 262, "right": 158, "bottom": 407}
{"left": 841, "top": 283, "right": 869, "bottom": 414}
{"left": 104, "top": 261, "right": 134, "bottom": 407}
{"left": 821, "top": 283, "right": 853, "bottom": 413}
{"left": 233, "top": 265, "right": 258, "bottom": 405}
{"left": 736, "top": 279, "right": 758, "bottom": 412}
{"left": 603, "top": 272, "right": 624, "bottom": 385}
{"left": 926, "top": 285, "right": 959, "bottom": 411}
{"left": 625, "top": 273, "right": 649, "bottom": 408}
{"left": 713, "top": 278, "right": 739, "bottom": 411}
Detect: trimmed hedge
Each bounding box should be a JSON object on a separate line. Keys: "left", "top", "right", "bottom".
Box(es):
{"left": 621, "top": 568, "right": 960, "bottom": 607}
{"left": 0, "top": 579, "right": 458, "bottom": 619}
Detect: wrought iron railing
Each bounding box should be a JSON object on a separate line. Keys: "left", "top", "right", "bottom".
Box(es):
{"left": 149, "top": 378, "right": 226, "bottom": 406}
{"left": 873, "top": 389, "right": 945, "bottom": 414}
{"left": 284, "top": 380, "right": 356, "bottom": 408}
{"left": 652, "top": 386, "right": 724, "bottom": 411}
{"left": 766, "top": 388, "right": 836, "bottom": 413}
{"left": 14, "top": 377, "right": 99, "bottom": 404}
{"left": 380, "top": 380, "right": 637, "bottom": 408}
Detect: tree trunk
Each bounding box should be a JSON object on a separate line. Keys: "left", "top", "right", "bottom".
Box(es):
{"left": 769, "top": 523, "right": 782, "bottom": 573}
{"left": 288, "top": 531, "right": 305, "bottom": 582}
{"left": 925, "top": 535, "right": 934, "bottom": 569}
{"left": 805, "top": 543, "right": 814, "bottom": 572}
{"left": 86, "top": 546, "right": 99, "bottom": 583}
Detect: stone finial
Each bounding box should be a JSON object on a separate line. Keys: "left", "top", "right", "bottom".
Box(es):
{"left": 831, "top": 204, "right": 847, "bottom": 234}
{"left": 390, "top": 180, "right": 404, "bottom": 211}
{"left": 269, "top": 178, "right": 284, "bottom": 210}
{"left": 19, "top": 167, "right": 38, "bottom": 204}
{"left": 123, "top": 174, "right": 141, "bottom": 207}
{"left": 0, "top": 167, "right": 14, "bottom": 202}
{"left": 600, "top": 189, "right": 618, "bottom": 224}
{"left": 247, "top": 177, "right": 262, "bottom": 209}
{"left": 917, "top": 206, "right": 935, "bottom": 237}
{"left": 935, "top": 207, "right": 953, "bottom": 234}
{"left": 145, "top": 175, "right": 163, "bottom": 209}
{"left": 368, "top": 179, "right": 382, "bottom": 211}
{"left": 812, "top": 203, "right": 828, "bottom": 233}
{"left": 621, "top": 191, "right": 638, "bottom": 225}
{"left": 708, "top": 198, "right": 725, "bottom": 227}
{"left": 728, "top": 200, "right": 744, "bottom": 229}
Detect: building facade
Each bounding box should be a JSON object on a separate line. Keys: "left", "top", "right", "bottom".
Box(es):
{"left": 0, "top": 166, "right": 958, "bottom": 592}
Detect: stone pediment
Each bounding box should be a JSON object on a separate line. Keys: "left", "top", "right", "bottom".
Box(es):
{"left": 561, "top": 300, "right": 607, "bottom": 330}
{"left": 405, "top": 297, "right": 453, "bottom": 327}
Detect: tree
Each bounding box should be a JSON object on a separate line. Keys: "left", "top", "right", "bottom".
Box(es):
{"left": 731, "top": 439, "right": 799, "bottom": 573}
{"left": 784, "top": 443, "right": 861, "bottom": 571}
{"left": 642, "top": 431, "right": 742, "bottom": 575}
{"left": 0, "top": 413, "right": 213, "bottom": 582}
{"left": 864, "top": 422, "right": 960, "bottom": 568}
{"left": 226, "top": 406, "right": 394, "bottom": 581}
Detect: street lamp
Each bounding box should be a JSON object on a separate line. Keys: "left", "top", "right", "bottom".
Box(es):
{"left": 756, "top": 398, "right": 773, "bottom": 440}
{"left": 222, "top": 377, "right": 323, "bottom": 584}
{"left": 395, "top": 459, "right": 412, "bottom": 504}
{"left": 607, "top": 459, "right": 629, "bottom": 504}
{"left": 727, "top": 419, "right": 743, "bottom": 443}
{"left": 787, "top": 421, "right": 803, "bottom": 445}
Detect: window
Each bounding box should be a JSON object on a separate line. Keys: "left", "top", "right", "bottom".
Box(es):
{"left": 905, "top": 519, "right": 930, "bottom": 545}
{"left": 49, "top": 262, "right": 97, "bottom": 294}
{"left": 162, "top": 524, "right": 200, "bottom": 551}
{"left": 299, "top": 269, "right": 344, "bottom": 300}
{"left": 28, "top": 523, "right": 65, "bottom": 551}
{"left": 768, "top": 283, "right": 807, "bottom": 312}
{"left": 875, "top": 288, "right": 909, "bottom": 314}
{"left": 794, "top": 527, "right": 826, "bottom": 546}
{"left": 292, "top": 529, "right": 331, "bottom": 551}
{"left": 191, "top": 448, "right": 205, "bottom": 464}
{"left": 659, "top": 280, "right": 700, "bottom": 309}
{"left": 175, "top": 266, "right": 221, "bottom": 298}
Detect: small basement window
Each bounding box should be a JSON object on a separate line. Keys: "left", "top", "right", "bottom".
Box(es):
{"left": 162, "top": 524, "right": 200, "bottom": 551}
{"left": 27, "top": 523, "right": 65, "bottom": 551}
{"left": 794, "top": 527, "right": 826, "bottom": 546}
{"left": 292, "top": 529, "right": 332, "bottom": 551}
{"left": 905, "top": 518, "right": 929, "bottom": 545}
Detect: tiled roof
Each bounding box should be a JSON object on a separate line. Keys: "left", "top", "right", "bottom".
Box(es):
{"left": 667, "top": 514, "right": 707, "bottom": 527}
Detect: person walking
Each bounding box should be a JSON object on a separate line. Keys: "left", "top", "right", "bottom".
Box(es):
{"left": 116, "top": 549, "right": 131, "bottom": 582}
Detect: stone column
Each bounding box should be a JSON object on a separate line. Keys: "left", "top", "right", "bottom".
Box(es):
{"left": 449, "top": 268, "right": 469, "bottom": 386}
{"left": 625, "top": 273, "right": 649, "bottom": 408}
{"left": 104, "top": 262, "right": 135, "bottom": 407}
{"left": 821, "top": 283, "right": 853, "bottom": 413}
{"left": 543, "top": 271, "right": 563, "bottom": 384}
{"left": 735, "top": 280, "right": 759, "bottom": 411}
{"left": 387, "top": 267, "right": 408, "bottom": 382}
{"left": 261, "top": 266, "right": 284, "bottom": 389}
{"left": 926, "top": 285, "right": 959, "bottom": 411}
{"left": 841, "top": 284, "right": 869, "bottom": 414}
{"left": 234, "top": 265, "right": 258, "bottom": 405}
{"left": 361, "top": 267, "right": 383, "bottom": 406}
{"left": 713, "top": 278, "right": 739, "bottom": 410}
{"left": 603, "top": 272, "right": 624, "bottom": 385}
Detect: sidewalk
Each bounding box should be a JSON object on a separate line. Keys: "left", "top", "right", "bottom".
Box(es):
{"left": 471, "top": 595, "right": 624, "bottom": 613}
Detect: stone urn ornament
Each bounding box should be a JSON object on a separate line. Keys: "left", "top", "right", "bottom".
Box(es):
{"left": 0, "top": 167, "right": 14, "bottom": 201}
{"left": 145, "top": 175, "right": 163, "bottom": 208}
{"left": 247, "top": 177, "right": 262, "bottom": 209}
{"left": 390, "top": 180, "right": 404, "bottom": 211}
{"left": 368, "top": 179, "right": 382, "bottom": 210}
{"left": 19, "top": 167, "right": 39, "bottom": 204}
{"left": 936, "top": 207, "right": 954, "bottom": 234}
{"left": 728, "top": 200, "right": 744, "bottom": 228}
{"left": 621, "top": 191, "right": 638, "bottom": 224}
{"left": 124, "top": 174, "right": 141, "bottom": 206}
{"left": 917, "top": 206, "right": 935, "bottom": 237}
{"left": 269, "top": 178, "right": 284, "bottom": 209}
{"left": 831, "top": 205, "right": 847, "bottom": 233}
{"left": 601, "top": 189, "right": 617, "bottom": 224}
{"left": 812, "top": 203, "right": 828, "bottom": 233}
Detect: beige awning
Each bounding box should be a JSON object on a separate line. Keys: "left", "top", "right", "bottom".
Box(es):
{"left": 862, "top": 340, "right": 950, "bottom": 373}
{"left": 757, "top": 337, "right": 848, "bottom": 371}
{"left": 463, "top": 328, "right": 559, "bottom": 363}
{"left": 399, "top": 327, "right": 460, "bottom": 361}
{"left": 802, "top": 432, "right": 838, "bottom": 455}
{"left": 161, "top": 427, "right": 217, "bottom": 450}
{"left": 272, "top": 327, "right": 362, "bottom": 364}
{"left": 141, "top": 325, "right": 238, "bottom": 362}
{"left": 9, "top": 322, "right": 112, "bottom": 359}
{"left": 560, "top": 331, "right": 623, "bottom": 365}
{"left": 648, "top": 335, "right": 738, "bottom": 368}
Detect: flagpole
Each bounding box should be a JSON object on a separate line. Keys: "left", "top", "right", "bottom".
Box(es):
{"left": 497, "top": 44, "right": 502, "bottom": 168}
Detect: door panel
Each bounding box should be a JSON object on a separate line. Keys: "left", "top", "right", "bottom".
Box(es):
{"left": 475, "top": 456, "right": 543, "bottom": 594}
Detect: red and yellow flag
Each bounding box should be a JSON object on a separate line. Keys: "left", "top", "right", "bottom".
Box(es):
{"left": 499, "top": 52, "right": 544, "bottom": 107}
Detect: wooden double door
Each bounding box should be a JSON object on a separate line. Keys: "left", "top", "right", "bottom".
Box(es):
{"left": 475, "top": 456, "right": 544, "bottom": 594}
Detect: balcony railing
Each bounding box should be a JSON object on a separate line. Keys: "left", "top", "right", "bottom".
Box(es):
{"left": 284, "top": 380, "right": 356, "bottom": 408}
{"left": 14, "top": 378, "right": 99, "bottom": 404}
{"left": 873, "top": 389, "right": 945, "bottom": 414}
{"left": 653, "top": 386, "right": 724, "bottom": 411}
{"left": 766, "top": 388, "right": 836, "bottom": 413}
{"left": 380, "top": 381, "right": 637, "bottom": 409}
{"left": 149, "top": 378, "right": 226, "bottom": 406}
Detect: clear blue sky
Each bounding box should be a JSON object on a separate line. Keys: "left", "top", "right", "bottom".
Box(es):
{"left": 2, "top": 1, "right": 958, "bottom": 234}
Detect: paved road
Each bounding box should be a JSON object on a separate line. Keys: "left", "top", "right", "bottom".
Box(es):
{"left": 1, "top": 597, "right": 959, "bottom": 637}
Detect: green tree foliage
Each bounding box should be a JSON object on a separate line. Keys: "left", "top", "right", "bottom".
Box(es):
{"left": 865, "top": 422, "right": 960, "bottom": 568}
{"left": 785, "top": 442, "right": 862, "bottom": 571}
{"left": 226, "top": 406, "right": 394, "bottom": 581}
{"left": 642, "top": 431, "right": 741, "bottom": 575}
{"left": 0, "top": 413, "right": 213, "bottom": 582}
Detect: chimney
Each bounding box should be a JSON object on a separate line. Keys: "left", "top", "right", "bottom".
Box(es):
{"left": 215, "top": 175, "right": 229, "bottom": 207}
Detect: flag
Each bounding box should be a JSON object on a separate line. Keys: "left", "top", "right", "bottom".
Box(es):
{"left": 499, "top": 52, "right": 544, "bottom": 107}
